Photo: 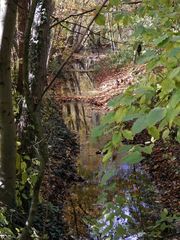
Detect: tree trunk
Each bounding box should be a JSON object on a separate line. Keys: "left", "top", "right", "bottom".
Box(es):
{"left": 17, "top": 0, "right": 29, "bottom": 94}
{"left": 0, "top": 0, "right": 18, "bottom": 207}
{"left": 19, "top": 0, "right": 52, "bottom": 238}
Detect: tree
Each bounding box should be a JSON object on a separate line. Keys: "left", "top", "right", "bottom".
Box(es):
{"left": 0, "top": 0, "right": 18, "bottom": 207}
{"left": 17, "top": 0, "right": 29, "bottom": 94}
{"left": 19, "top": 0, "right": 52, "bottom": 238}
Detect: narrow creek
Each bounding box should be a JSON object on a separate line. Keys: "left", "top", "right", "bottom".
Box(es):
{"left": 56, "top": 55, "right": 159, "bottom": 239}
{"left": 60, "top": 103, "right": 158, "bottom": 240}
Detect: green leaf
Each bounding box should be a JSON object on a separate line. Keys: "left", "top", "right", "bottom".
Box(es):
{"left": 108, "top": 94, "right": 134, "bottom": 107}
{"left": 134, "top": 86, "right": 155, "bottom": 97}
{"left": 112, "top": 132, "right": 122, "bottom": 147}
{"left": 21, "top": 172, "right": 27, "bottom": 184}
{"left": 168, "top": 89, "right": 180, "bottom": 108}
{"left": 118, "top": 145, "right": 133, "bottom": 154}
{"left": 16, "top": 153, "right": 21, "bottom": 170}
{"left": 106, "top": 212, "right": 115, "bottom": 221}
{"left": 0, "top": 212, "right": 8, "bottom": 225}
{"left": 168, "top": 67, "right": 180, "bottom": 80}
{"left": 161, "top": 79, "right": 175, "bottom": 95}
{"left": 102, "top": 111, "right": 115, "bottom": 124}
{"left": 95, "top": 13, "right": 105, "bottom": 25}
{"left": 119, "top": 95, "right": 135, "bottom": 106}
{"left": 122, "top": 130, "right": 133, "bottom": 140}
{"left": 176, "top": 128, "right": 180, "bottom": 143}
{"left": 148, "top": 126, "right": 160, "bottom": 139}
{"left": 122, "top": 151, "right": 144, "bottom": 164}
{"left": 28, "top": 173, "right": 38, "bottom": 186}
{"left": 108, "top": 94, "right": 123, "bottom": 107}
{"left": 153, "top": 34, "right": 169, "bottom": 47}
{"left": 16, "top": 141, "right": 21, "bottom": 147}
{"left": 123, "top": 112, "right": 142, "bottom": 121}
{"left": 160, "top": 208, "right": 168, "bottom": 219}
{"left": 146, "top": 107, "right": 166, "bottom": 127}
{"left": 166, "top": 105, "right": 180, "bottom": 128}
{"left": 114, "top": 107, "right": 127, "bottom": 123}
{"left": 162, "top": 128, "right": 170, "bottom": 140}
{"left": 21, "top": 161, "right": 27, "bottom": 171}
{"left": 132, "top": 116, "right": 147, "bottom": 134}
{"left": 24, "top": 155, "right": 30, "bottom": 160}
{"left": 141, "top": 145, "right": 153, "bottom": 154}
{"left": 102, "top": 150, "right": 112, "bottom": 163}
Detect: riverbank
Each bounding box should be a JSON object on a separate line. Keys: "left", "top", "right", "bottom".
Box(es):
{"left": 55, "top": 64, "right": 145, "bottom": 109}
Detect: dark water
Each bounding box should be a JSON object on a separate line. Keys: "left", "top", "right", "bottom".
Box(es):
{"left": 61, "top": 102, "right": 157, "bottom": 240}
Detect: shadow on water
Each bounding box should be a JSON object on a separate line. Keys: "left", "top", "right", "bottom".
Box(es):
{"left": 61, "top": 102, "right": 158, "bottom": 240}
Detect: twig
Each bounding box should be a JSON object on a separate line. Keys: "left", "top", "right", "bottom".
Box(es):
{"left": 50, "top": 8, "right": 97, "bottom": 29}
{"left": 124, "top": 1, "right": 142, "bottom": 4}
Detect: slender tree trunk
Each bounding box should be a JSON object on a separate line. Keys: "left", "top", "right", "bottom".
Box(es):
{"left": 19, "top": 0, "right": 52, "bottom": 238}
{"left": 0, "top": 0, "right": 18, "bottom": 207}
{"left": 17, "top": 0, "right": 28, "bottom": 94}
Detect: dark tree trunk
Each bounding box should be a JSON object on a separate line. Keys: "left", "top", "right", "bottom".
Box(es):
{"left": 0, "top": 0, "right": 18, "bottom": 207}
{"left": 17, "top": 0, "right": 29, "bottom": 94}
{"left": 20, "top": 0, "right": 52, "bottom": 238}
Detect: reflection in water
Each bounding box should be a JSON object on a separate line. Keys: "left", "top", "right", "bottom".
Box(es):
{"left": 62, "top": 103, "right": 99, "bottom": 134}
{"left": 58, "top": 59, "right": 96, "bottom": 99}
{"left": 62, "top": 103, "right": 157, "bottom": 239}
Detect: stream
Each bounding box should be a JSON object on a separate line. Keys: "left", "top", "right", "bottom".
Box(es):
{"left": 56, "top": 54, "right": 159, "bottom": 239}
{"left": 60, "top": 102, "right": 158, "bottom": 240}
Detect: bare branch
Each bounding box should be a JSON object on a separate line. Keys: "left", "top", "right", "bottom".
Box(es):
{"left": 36, "top": 0, "right": 109, "bottom": 108}
{"left": 50, "top": 8, "right": 96, "bottom": 29}
{"left": 124, "top": 1, "right": 142, "bottom": 4}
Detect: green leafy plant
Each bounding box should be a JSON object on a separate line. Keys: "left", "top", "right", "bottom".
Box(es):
{"left": 91, "top": 1, "right": 180, "bottom": 239}
{"left": 146, "top": 209, "right": 180, "bottom": 239}
{"left": 92, "top": 0, "right": 180, "bottom": 166}
{"left": 0, "top": 208, "right": 15, "bottom": 239}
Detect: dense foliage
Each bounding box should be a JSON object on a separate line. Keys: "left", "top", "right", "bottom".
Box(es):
{"left": 91, "top": 0, "right": 180, "bottom": 238}
{"left": 93, "top": 0, "right": 180, "bottom": 169}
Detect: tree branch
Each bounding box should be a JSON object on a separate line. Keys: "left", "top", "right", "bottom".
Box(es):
{"left": 124, "top": 1, "right": 142, "bottom": 4}
{"left": 36, "top": 0, "right": 109, "bottom": 109}
{"left": 50, "top": 8, "right": 97, "bottom": 29}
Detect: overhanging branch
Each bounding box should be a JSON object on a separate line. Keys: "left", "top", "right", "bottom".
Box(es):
{"left": 50, "top": 8, "right": 97, "bottom": 29}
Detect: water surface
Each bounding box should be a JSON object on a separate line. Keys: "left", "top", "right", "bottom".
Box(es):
{"left": 61, "top": 102, "right": 157, "bottom": 240}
